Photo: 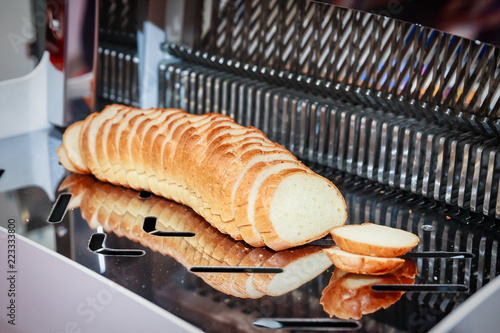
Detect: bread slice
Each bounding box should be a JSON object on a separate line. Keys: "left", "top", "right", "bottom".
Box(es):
{"left": 231, "top": 248, "right": 273, "bottom": 298}
{"left": 234, "top": 161, "right": 307, "bottom": 247}
{"left": 255, "top": 169, "right": 347, "bottom": 251}
{"left": 330, "top": 223, "right": 420, "bottom": 258}
{"left": 81, "top": 105, "right": 126, "bottom": 181}
{"left": 56, "top": 146, "right": 79, "bottom": 173}
{"left": 252, "top": 247, "right": 333, "bottom": 296}
{"left": 198, "top": 138, "right": 276, "bottom": 214}
{"left": 62, "top": 121, "right": 90, "bottom": 173}
{"left": 62, "top": 175, "right": 97, "bottom": 210}
{"left": 130, "top": 110, "right": 183, "bottom": 188}
{"left": 108, "top": 108, "right": 156, "bottom": 186}
{"left": 218, "top": 149, "right": 299, "bottom": 223}
{"left": 320, "top": 261, "right": 417, "bottom": 319}
{"left": 323, "top": 246, "right": 405, "bottom": 275}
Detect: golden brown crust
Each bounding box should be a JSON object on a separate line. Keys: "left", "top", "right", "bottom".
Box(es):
{"left": 57, "top": 146, "right": 79, "bottom": 174}
{"left": 59, "top": 106, "right": 347, "bottom": 250}
{"left": 61, "top": 121, "right": 89, "bottom": 173}
{"left": 218, "top": 148, "right": 297, "bottom": 223}
{"left": 63, "top": 176, "right": 331, "bottom": 298}
{"left": 231, "top": 248, "right": 273, "bottom": 297}
{"left": 234, "top": 160, "right": 307, "bottom": 247}
{"left": 252, "top": 246, "right": 326, "bottom": 295}
{"left": 253, "top": 169, "right": 319, "bottom": 251}
{"left": 330, "top": 223, "right": 420, "bottom": 258}
{"left": 201, "top": 139, "right": 276, "bottom": 216}
{"left": 320, "top": 261, "right": 417, "bottom": 319}
{"left": 323, "top": 247, "right": 405, "bottom": 275}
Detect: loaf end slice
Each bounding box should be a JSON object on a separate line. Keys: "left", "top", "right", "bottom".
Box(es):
{"left": 255, "top": 170, "right": 347, "bottom": 251}
{"left": 62, "top": 121, "right": 90, "bottom": 173}
{"left": 330, "top": 223, "right": 420, "bottom": 258}
{"left": 320, "top": 260, "right": 417, "bottom": 319}
{"left": 323, "top": 246, "right": 405, "bottom": 275}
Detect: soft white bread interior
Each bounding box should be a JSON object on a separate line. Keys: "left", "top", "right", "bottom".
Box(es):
{"left": 320, "top": 261, "right": 417, "bottom": 319}
{"left": 63, "top": 175, "right": 332, "bottom": 298}
{"left": 57, "top": 105, "right": 347, "bottom": 250}
{"left": 330, "top": 223, "right": 420, "bottom": 258}
{"left": 323, "top": 246, "right": 405, "bottom": 275}
{"left": 256, "top": 170, "right": 347, "bottom": 251}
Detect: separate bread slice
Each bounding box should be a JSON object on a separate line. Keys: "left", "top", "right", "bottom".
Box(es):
{"left": 323, "top": 246, "right": 405, "bottom": 275}
{"left": 330, "top": 223, "right": 420, "bottom": 258}
{"left": 320, "top": 261, "right": 417, "bottom": 319}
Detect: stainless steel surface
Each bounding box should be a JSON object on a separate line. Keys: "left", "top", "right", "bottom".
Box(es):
{"left": 48, "top": 0, "right": 98, "bottom": 126}
{"left": 159, "top": 61, "right": 500, "bottom": 220}
{"left": 1, "top": 130, "right": 499, "bottom": 332}
{"left": 323, "top": 0, "right": 500, "bottom": 48}
{"left": 162, "top": 0, "right": 500, "bottom": 135}
{"left": 3, "top": 0, "right": 500, "bottom": 331}
{"left": 95, "top": 0, "right": 140, "bottom": 108}
{"left": 97, "top": 45, "right": 140, "bottom": 106}
{"left": 0, "top": 228, "right": 200, "bottom": 333}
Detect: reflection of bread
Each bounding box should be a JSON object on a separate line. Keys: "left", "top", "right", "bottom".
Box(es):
{"left": 320, "top": 261, "right": 417, "bottom": 319}
{"left": 62, "top": 175, "right": 332, "bottom": 298}
{"left": 57, "top": 105, "right": 347, "bottom": 250}
{"left": 323, "top": 246, "right": 405, "bottom": 275}
{"left": 330, "top": 223, "right": 419, "bottom": 258}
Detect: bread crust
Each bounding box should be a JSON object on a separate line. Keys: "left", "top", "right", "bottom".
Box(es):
{"left": 323, "top": 246, "right": 405, "bottom": 275}
{"left": 64, "top": 176, "right": 332, "bottom": 298}
{"left": 252, "top": 246, "right": 327, "bottom": 296}
{"left": 234, "top": 159, "right": 308, "bottom": 247}
{"left": 59, "top": 107, "right": 348, "bottom": 250}
{"left": 57, "top": 146, "right": 79, "bottom": 174}
{"left": 62, "top": 121, "right": 90, "bottom": 173}
{"left": 320, "top": 261, "right": 417, "bottom": 319}
{"left": 254, "top": 169, "right": 335, "bottom": 251}
{"left": 330, "top": 223, "right": 420, "bottom": 258}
